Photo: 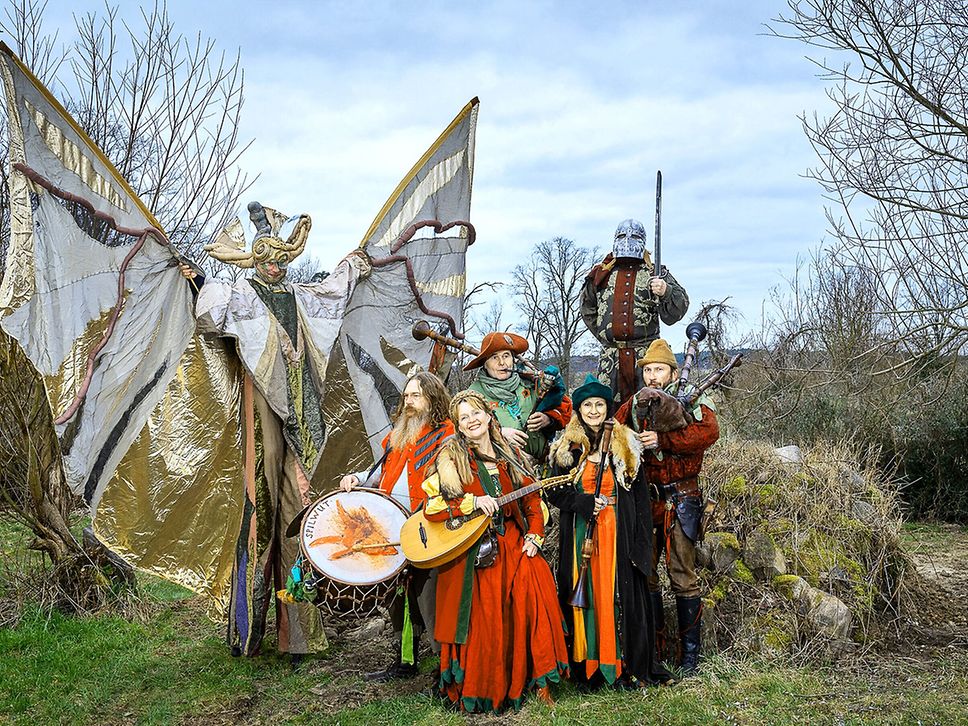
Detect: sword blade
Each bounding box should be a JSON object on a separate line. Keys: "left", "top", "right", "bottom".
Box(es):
{"left": 654, "top": 169, "right": 662, "bottom": 276}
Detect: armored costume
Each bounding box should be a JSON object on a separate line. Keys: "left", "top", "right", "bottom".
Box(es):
{"left": 195, "top": 203, "right": 371, "bottom": 657}
{"left": 546, "top": 375, "right": 671, "bottom": 687}
{"left": 582, "top": 219, "right": 688, "bottom": 405}
{"left": 614, "top": 340, "right": 719, "bottom": 672}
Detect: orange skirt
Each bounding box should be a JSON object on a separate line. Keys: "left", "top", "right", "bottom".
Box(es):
{"left": 439, "top": 523, "right": 569, "bottom": 713}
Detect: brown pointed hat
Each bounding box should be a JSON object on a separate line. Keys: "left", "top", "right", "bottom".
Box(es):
{"left": 463, "top": 331, "right": 529, "bottom": 371}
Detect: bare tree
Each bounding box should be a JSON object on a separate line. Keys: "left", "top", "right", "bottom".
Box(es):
{"left": 0, "top": 0, "right": 252, "bottom": 277}
{"left": 286, "top": 254, "right": 327, "bottom": 283}
{"left": 512, "top": 237, "right": 597, "bottom": 382}
{"left": 471, "top": 298, "right": 506, "bottom": 339}
{"left": 510, "top": 253, "right": 550, "bottom": 365}
{"left": 441, "top": 280, "right": 501, "bottom": 391}
{"left": 771, "top": 0, "right": 968, "bottom": 369}
{"left": 0, "top": 0, "right": 250, "bottom": 600}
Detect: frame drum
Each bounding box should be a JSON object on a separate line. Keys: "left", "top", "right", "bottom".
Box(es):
{"left": 299, "top": 489, "right": 409, "bottom": 617}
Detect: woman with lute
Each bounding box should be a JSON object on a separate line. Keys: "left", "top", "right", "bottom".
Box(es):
{"left": 546, "top": 374, "right": 672, "bottom": 688}
{"left": 421, "top": 389, "right": 568, "bottom": 713}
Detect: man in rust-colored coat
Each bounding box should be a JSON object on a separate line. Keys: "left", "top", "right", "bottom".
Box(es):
{"left": 615, "top": 338, "right": 719, "bottom": 674}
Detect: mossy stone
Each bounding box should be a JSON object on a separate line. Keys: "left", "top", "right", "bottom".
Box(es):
{"left": 772, "top": 574, "right": 806, "bottom": 600}
{"left": 721, "top": 475, "right": 748, "bottom": 498}
{"left": 732, "top": 559, "right": 755, "bottom": 584}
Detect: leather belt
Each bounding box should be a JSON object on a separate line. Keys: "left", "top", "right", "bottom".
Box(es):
{"left": 653, "top": 477, "right": 700, "bottom": 500}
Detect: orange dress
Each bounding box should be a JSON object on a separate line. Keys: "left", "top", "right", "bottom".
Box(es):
{"left": 427, "top": 455, "right": 569, "bottom": 713}
{"left": 569, "top": 460, "right": 621, "bottom": 682}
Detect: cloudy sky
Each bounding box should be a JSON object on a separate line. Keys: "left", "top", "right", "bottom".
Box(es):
{"left": 37, "top": 0, "right": 835, "bottom": 343}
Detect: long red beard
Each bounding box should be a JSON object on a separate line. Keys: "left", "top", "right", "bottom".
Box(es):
{"left": 390, "top": 408, "right": 430, "bottom": 449}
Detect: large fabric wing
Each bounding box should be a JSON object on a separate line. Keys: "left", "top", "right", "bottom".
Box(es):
{"left": 311, "top": 98, "right": 478, "bottom": 490}
{"left": 0, "top": 43, "right": 195, "bottom": 512}
{"left": 94, "top": 334, "right": 244, "bottom": 615}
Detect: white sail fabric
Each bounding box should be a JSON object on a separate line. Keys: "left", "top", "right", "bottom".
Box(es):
{"left": 0, "top": 43, "right": 194, "bottom": 510}
{"left": 313, "top": 98, "right": 478, "bottom": 488}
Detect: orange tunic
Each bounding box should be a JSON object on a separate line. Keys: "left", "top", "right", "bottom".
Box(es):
{"left": 571, "top": 460, "right": 621, "bottom": 682}
{"left": 427, "top": 454, "right": 568, "bottom": 713}
{"left": 377, "top": 421, "right": 454, "bottom": 512}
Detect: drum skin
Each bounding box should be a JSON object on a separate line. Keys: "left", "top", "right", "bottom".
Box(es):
{"left": 300, "top": 489, "right": 408, "bottom": 586}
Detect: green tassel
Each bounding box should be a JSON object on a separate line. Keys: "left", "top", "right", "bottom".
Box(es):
{"left": 401, "top": 588, "right": 415, "bottom": 665}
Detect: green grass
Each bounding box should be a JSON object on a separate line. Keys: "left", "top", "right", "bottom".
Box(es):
{"left": 900, "top": 521, "right": 968, "bottom": 547}
{"left": 1, "top": 517, "right": 966, "bottom": 725}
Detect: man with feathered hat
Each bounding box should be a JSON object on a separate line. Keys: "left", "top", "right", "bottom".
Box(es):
{"left": 464, "top": 330, "right": 572, "bottom": 462}
{"left": 180, "top": 201, "right": 371, "bottom": 662}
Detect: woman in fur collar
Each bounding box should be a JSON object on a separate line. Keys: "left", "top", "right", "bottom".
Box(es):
{"left": 546, "top": 374, "right": 671, "bottom": 688}
{"left": 421, "top": 390, "right": 568, "bottom": 713}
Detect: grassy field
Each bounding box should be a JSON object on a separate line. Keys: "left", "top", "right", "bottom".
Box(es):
{"left": 1, "top": 520, "right": 966, "bottom": 725}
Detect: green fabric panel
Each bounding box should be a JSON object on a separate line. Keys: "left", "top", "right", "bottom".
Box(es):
{"left": 454, "top": 540, "right": 480, "bottom": 644}
{"left": 401, "top": 588, "right": 414, "bottom": 665}
{"left": 439, "top": 654, "right": 465, "bottom": 685}
{"left": 474, "top": 458, "right": 505, "bottom": 534}
{"left": 461, "top": 696, "right": 498, "bottom": 714}
{"left": 475, "top": 458, "right": 501, "bottom": 496}
{"left": 249, "top": 278, "right": 297, "bottom": 340}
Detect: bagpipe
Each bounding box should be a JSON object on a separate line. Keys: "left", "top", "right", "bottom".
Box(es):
{"left": 631, "top": 321, "right": 743, "bottom": 433}
{"left": 412, "top": 320, "right": 565, "bottom": 412}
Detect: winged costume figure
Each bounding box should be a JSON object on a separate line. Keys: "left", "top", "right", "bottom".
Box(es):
{"left": 0, "top": 42, "right": 478, "bottom": 653}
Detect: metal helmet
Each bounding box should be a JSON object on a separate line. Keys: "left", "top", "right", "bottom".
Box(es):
{"left": 613, "top": 218, "right": 647, "bottom": 260}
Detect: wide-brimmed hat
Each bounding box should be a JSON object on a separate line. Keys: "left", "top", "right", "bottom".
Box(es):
{"left": 572, "top": 373, "right": 613, "bottom": 410}
{"left": 463, "top": 331, "right": 529, "bottom": 371}
{"left": 636, "top": 338, "right": 678, "bottom": 369}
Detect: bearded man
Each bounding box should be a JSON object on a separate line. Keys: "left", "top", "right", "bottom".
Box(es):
{"left": 614, "top": 339, "right": 719, "bottom": 674}
{"left": 582, "top": 219, "right": 689, "bottom": 406}
{"left": 339, "top": 370, "right": 454, "bottom": 680}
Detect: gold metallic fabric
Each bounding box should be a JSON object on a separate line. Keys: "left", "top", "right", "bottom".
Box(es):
{"left": 95, "top": 333, "right": 244, "bottom": 613}
{"left": 24, "top": 98, "right": 127, "bottom": 211}
{"left": 42, "top": 305, "right": 116, "bottom": 420}
{"left": 0, "top": 53, "right": 34, "bottom": 315}
{"left": 416, "top": 273, "right": 466, "bottom": 299}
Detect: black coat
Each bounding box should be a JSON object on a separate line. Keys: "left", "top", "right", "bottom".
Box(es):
{"left": 546, "top": 443, "right": 670, "bottom": 684}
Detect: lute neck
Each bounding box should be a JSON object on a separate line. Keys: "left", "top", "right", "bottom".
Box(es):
{"left": 494, "top": 479, "right": 545, "bottom": 507}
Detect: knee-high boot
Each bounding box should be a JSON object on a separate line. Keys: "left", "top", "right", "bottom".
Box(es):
{"left": 675, "top": 596, "right": 702, "bottom": 674}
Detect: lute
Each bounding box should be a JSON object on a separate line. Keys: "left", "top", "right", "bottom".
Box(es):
{"left": 401, "top": 472, "right": 572, "bottom": 569}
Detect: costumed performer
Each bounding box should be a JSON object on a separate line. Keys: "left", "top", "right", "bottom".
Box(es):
{"left": 614, "top": 339, "right": 719, "bottom": 673}
{"left": 422, "top": 390, "right": 568, "bottom": 712}
{"left": 179, "top": 201, "right": 371, "bottom": 661}
{"left": 339, "top": 370, "right": 454, "bottom": 680}
{"left": 582, "top": 219, "right": 688, "bottom": 406}
{"left": 465, "top": 330, "right": 571, "bottom": 462}
{"left": 546, "top": 374, "right": 673, "bottom": 688}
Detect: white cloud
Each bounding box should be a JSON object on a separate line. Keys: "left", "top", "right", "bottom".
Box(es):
{"left": 34, "top": 0, "right": 835, "bottom": 343}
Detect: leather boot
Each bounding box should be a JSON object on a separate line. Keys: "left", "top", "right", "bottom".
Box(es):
{"left": 675, "top": 596, "right": 702, "bottom": 674}
{"left": 649, "top": 590, "right": 667, "bottom": 662}
{"left": 364, "top": 642, "right": 418, "bottom": 682}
